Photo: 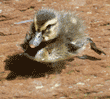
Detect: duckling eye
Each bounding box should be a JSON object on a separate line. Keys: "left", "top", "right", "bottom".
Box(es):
{"left": 46, "top": 23, "right": 57, "bottom": 30}
{"left": 37, "top": 28, "right": 40, "bottom": 32}
{"left": 46, "top": 25, "right": 51, "bottom": 30}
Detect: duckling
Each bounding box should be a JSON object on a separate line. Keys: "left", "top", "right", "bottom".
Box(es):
{"left": 20, "top": 8, "right": 106, "bottom": 63}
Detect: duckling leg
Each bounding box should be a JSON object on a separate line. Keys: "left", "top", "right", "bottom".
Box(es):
{"left": 87, "top": 38, "right": 106, "bottom": 55}
{"left": 67, "top": 37, "right": 106, "bottom": 59}
{"left": 68, "top": 38, "right": 106, "bottom": 55}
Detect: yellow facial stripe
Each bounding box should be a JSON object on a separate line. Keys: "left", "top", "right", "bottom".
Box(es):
{"left": 48, "top": 23, "right": 58, "bottom": 37}
{"left": 34, "top": 14, "right": 38, "bottom": 31}
{"left": 43, "top": 23, "right": 58, "bottom": 41}
{"left": 40, "top": 18, "right": 57, "bottom": 31}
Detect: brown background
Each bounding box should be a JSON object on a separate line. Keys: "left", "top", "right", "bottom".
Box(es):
{"left": 0, "top": 0, "right": 110, "bottom": 99}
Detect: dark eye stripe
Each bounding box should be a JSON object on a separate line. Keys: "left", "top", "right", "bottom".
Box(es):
{"left": 46, "top": 25, "right": 51, "bottom": 29}
{"left": 46, "top": 23, "right": 57, "bottom": 30}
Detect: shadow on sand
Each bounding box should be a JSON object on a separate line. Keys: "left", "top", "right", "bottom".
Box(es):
{"left": 4, "top": 52, "right": 101, "bottom": 80}
{"left": 4, "top": 53, "right": 66, "bottom": 80}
